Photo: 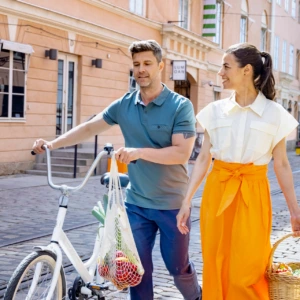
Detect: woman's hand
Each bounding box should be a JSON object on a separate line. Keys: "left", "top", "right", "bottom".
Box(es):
{"left": 290, "top": 208, "right": 300, "bottom": 237}
{"left": 176, "top": 202, "right": 191, "bottom": 235}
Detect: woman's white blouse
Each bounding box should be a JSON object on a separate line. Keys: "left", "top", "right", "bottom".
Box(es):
{"left": 196, "top": 92, "right": 299, "bottom": 165}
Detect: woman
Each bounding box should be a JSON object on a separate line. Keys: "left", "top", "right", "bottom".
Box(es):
{"left": 177, "top": 43, "right": 300, "bottom": 300}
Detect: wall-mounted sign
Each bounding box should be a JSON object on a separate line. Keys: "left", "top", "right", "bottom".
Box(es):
{"left": 172, "top": 60, "right": 187, "bottom": 80}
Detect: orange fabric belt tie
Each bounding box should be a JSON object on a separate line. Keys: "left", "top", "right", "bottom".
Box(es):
{"left": 212, "top": 160, "right": 268, "bottom": 216}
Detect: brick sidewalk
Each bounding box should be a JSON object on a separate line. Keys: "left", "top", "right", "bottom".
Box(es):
{"left": 0, "top": 151, "right": 299, "bottom": 299}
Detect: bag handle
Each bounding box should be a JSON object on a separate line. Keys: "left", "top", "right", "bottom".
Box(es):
{"left": 267, "top": 233, "right": 294, "bottom": 272}
{"left": 108, "top": 153, "right": 123, "bottom": 207}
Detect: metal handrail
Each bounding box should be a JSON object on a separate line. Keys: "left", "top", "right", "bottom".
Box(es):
{"left": 73, "top": 114, "right": 98, "bottom": 178}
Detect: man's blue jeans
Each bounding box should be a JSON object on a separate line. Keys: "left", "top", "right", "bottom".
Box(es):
{"left": 125, "top": 203, "right": 201, "bottom": 300}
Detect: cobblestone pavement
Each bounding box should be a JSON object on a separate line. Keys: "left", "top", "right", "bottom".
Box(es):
{"left": 0, "top": 152, "right": 300, "bottom": 299}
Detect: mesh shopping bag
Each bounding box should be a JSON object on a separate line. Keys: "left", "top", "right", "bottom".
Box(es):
{"left": 98, "top": 153, "right": 144, "bottom": 290}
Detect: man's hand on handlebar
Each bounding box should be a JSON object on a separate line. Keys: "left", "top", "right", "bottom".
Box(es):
{"left": 32, "top": 139, "right": 53, "bottom": 154}
{"left": 115, "top": 147, "right": 140, "bottom": 164}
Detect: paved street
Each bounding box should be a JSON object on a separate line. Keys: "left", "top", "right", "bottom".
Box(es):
{"left": 0, "top": 151, "right": 300, "bottom": 299}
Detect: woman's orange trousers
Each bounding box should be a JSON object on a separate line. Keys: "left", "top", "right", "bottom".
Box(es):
{"left": 200, "top": 160, "right": 272, "bottom": 300}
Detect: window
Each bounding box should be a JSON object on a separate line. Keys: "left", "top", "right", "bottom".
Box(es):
{"left": 240, "top": 0, "right": 248, "bottom": 43}
{"left": 274, "top": 36, "right": 279, "bottom": 70}
{"left": 129, "top": 70, "right": 139, "bottom": 92}
{"left": 0, "top": 49, "right": 27, "bottom": 119}
{"left": 298, "top": 0, "right": 300, "bottom": 23}
{"left": 276, "top": 0, "right": 281, "bottom": 4}
{"left": 179, "top": 0, "right": 189, "bottom": 29}
{"left": 296, "top": 49, "right": 300, "bottom": 79}
{"left": 292, "top": 0, "right": 296, "bottom": 17}
{"left": 285, "top": 0, "right": 289, "bottom": 11}
{"left": 240, "top": 16, "right": 247, "bottom": 43}
{"left": 282, "top": 99, "right": 288, "bottom": 109}
{"left": 289, "top": 44, "right": 294, "bottom": 75}
{"left": 129, "top": 0, "right": 144, "bottom": 16}
{"left": 260, "top": 12, "right": 268, "bottom": 52}
{"left": 282, "top": 40, "right": 287, "bottom": 72}
{"left": 261, "top": 28, "right": 267, "bottom": 51}
{"left": 213, "top": 0, "right": 223, "bottom": 45}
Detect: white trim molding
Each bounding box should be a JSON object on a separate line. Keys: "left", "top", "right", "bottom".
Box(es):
{"left": 0, "top": 0, "right": 148, "bottom": 48}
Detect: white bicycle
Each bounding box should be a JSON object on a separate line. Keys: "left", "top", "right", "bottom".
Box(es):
{"left": 4, "top": 144, "right": 130, "bottom": 300}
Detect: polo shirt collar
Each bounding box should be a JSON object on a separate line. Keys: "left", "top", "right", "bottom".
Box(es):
{"left": 225, "top": 91, "right": 268, "bottom": 117}
{"left": 134, "top": 84, "right": 170, "bottom": 106}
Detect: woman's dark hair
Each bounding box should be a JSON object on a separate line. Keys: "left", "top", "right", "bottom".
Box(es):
{"left": 226, "top": 43, "right": 276, "bottom": 100}
{"left": 128, "top": 40, "right": 162, "bottom": 63}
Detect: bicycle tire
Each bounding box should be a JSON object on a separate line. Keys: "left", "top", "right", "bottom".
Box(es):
{"left": 4, "top": 250, "right": 66, "bottom": 300}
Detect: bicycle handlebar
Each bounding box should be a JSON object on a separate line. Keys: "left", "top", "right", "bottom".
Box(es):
{"left": 41, "top": 145, "right": 112, "bottom": 193}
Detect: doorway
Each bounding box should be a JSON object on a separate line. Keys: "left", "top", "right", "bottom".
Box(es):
{"left": 174, "top": 79, "right": 190, "bottom": 99}
{"left": 56, "top": 54, "right": 78, "bottom": 136}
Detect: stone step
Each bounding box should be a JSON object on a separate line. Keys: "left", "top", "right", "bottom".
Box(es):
{"left": 33, "top": 163, "right": 90, "bottom": 173}
{"left": 50, "top": 149, "right": 95, "bottom": 159}
{"left": 26, "top": 169, "right": 86, "bottom": 178}
{"left": 47, "top": 157, "right": 94, "bottom": 166}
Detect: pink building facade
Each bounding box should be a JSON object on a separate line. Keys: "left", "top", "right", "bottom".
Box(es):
{"left": 0, "top": 0, "right": 299, "bottom": 175}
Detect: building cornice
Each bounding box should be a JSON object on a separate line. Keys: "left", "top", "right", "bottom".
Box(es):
{"left": 165, "top": 50, "right": 208, "bottom": 71}
{"left": 80, "top": 0, "right": 162, "bottom": 30}
{"left": 162, "top": 24, "right": 222, "bottom": 73}
{"left": 278, "top": 71, "right": 294, "bottom": 87}
{"left": 162, "top": 24, "right": 216, "bottom": 52}
{"left": 0, "top": 0, "right": 144, "bottom": 48}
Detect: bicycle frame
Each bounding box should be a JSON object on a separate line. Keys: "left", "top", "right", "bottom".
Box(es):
{"left": 33, "top": 145, "right": 112, "bottom": 300}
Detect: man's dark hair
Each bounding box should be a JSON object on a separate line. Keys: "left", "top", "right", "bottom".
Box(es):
{"left": 129, "top": 40, "right": 162, "bottom": 63}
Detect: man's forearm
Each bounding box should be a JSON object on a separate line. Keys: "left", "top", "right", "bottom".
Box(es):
{"left": 138, "top": 146, "right": 191, "bottom": 165}
{"left": 51, "top": 114, "right": 111, "bottom": 149}
{"left": 51, "top": 123, "right": 91, "bottom": 149}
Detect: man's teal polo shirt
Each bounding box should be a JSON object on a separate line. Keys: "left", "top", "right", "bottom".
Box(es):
{"left": 102, "top": 84, "right": 196, "bottom": 210}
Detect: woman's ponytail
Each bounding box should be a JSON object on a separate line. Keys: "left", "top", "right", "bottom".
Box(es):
{"left": 256, "top": 52, "right": 276, "bottom": 100}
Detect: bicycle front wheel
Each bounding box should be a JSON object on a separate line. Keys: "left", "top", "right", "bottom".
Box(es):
{"left": 4, "top": 251, "right": 66, "bottom": 300}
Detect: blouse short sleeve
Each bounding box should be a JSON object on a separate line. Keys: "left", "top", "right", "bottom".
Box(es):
{"left": 273, "top": 105, "right": 299, "bottom": 147}
{"left": 196, "top": 103, "right": 212, "bottom": 131}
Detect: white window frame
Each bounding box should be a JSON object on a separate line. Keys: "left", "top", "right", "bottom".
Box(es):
{"left": 274, "top": 36, "right": 280, "bottom": 70}
{"left": 260, "top": 27, "right": 267, "bottom": 51}
{"left": 213, "top": 0, "right": 223, "bottom": 45}
{"left": 129, "top": 0, "right": 144, "bottom": 16}
{"left": 179, "top": 0, "right": 189, "bottom": 30}
{"left": 129, "top": 69, "right": 139, "bottom": 92}
{"left": 240, "top": 15, "right": 247, "bottom": 43}
{"left": 282, "top": 40, "right": 287, "bottom": 72}
{"left": 298, "top": 0, "right": 300, "bottom": 23}
{"left": 292, "top": 0, "right": 296, "bottom": 17}
{"left": 289, "top": 44, "right": 294, "bottom": 75}
{"left": 285, "top": 0, "right": 290, "bottom": 11}
{"left": 296, "top": 49, "right": 300, "bottom": 79}
{"left": 0, "top": 40, "right": 33, "bottom": 122}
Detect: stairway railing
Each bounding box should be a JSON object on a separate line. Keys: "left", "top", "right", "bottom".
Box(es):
{"left": 73, "top": 114, "right": 97, "bottom": 178}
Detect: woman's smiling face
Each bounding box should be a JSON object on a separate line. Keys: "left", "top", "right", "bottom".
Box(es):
{"left": 218, "top": 53, "right": 245, "bottom": 91}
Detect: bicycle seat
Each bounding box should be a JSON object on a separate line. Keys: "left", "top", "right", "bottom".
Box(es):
{"left": 100, "top": 172, "right": 129, "bottom": 188}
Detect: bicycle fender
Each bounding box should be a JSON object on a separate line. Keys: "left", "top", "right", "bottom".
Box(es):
{"left": 33, "top": 245, "right": 57, "bottom": 256}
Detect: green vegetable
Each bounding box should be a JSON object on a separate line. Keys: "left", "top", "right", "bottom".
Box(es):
{"left": 103, "top": 194, "right": 108, "bottom": 213}
{"left": 92, "top": 206, "right": 105, "bottom": 225}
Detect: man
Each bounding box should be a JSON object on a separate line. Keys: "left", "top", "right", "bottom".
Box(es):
{"left": 33, "top": 40, "right": 201, "bottom": 300}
